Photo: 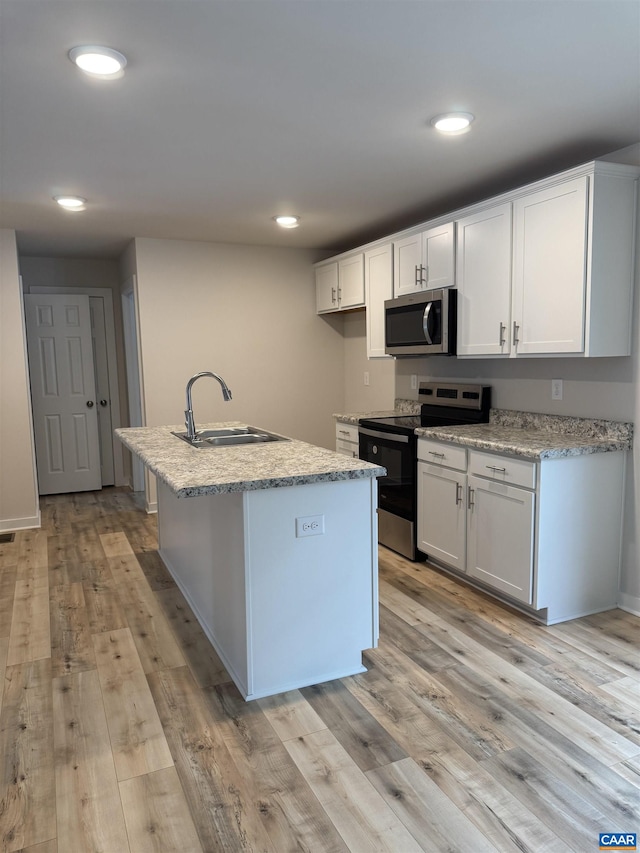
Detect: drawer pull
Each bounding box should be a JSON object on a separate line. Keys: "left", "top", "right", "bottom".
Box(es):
{"left": 486, "top": 465, "right": 507, "bottom": 474}
{"left": 429, "top": 451, "right": 445, "bottom": 458}
{"left": 338, "top": 429, "right": 350, "bottom": 436}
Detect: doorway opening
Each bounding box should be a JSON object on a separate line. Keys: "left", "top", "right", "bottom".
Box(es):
{"left": 24, "top": 286, "right": 125, "bottom": 494}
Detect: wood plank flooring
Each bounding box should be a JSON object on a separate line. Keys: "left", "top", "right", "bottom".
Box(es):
{"left": 0, "top": 487, "right": 638, "bottom": 852}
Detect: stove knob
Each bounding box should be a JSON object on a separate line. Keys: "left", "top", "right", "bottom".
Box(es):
{"left": 373, "top": 445, "right": 378, "bottom": 454}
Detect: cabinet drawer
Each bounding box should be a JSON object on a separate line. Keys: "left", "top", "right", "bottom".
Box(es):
{"left": 336, "top": 439, "right": 358, "bottom": 458}
{"left": 418, "top": 439, "right": 467, "bottom": 471}
{"left": 335, "top": 423, "right": 359, "bottom": 444}
{"left": 469, "top": 450, "right": 536, "bottom": 489}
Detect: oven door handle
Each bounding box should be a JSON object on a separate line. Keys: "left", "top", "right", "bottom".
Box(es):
{"left": 358, "top": 427, "right": 410, "bottom": 444}
{"left": 423, "top": 303, "right": 433, "bottom": 345}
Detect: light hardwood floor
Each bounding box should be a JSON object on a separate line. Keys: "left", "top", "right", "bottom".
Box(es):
{"left": 0, "top": 487, "right": 638, "bottom": 852}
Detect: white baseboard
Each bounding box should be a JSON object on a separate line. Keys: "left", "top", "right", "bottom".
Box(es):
{"left": 617, "top": 591, "right": 640, "bottom": 618}
{"left": 146, "top": 501, "right": 158, "bottom": 514}
{"left": 0, "top": 512, "right": 41, "bottom": 533}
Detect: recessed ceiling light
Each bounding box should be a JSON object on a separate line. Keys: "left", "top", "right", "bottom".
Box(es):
{"left": 68, "top": 45, "right": 127, "bottom": 77}
{"left": 274, "top": 215, "right": 300, "bottom": 229}
{"left": 53, "top": 195, "right": 86, "bottom": 211}
{"left": 430, "top": 112, "right": 475, "bottom": 134}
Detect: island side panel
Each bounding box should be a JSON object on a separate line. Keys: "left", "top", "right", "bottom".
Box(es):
{"left": 156, "top": 480, "right": 249, "bottom": 695}
{"left": 244, "top": 477, "right": 378, "bottom": 700}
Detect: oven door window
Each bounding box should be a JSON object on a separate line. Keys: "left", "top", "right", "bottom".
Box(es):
{"left": 359, "top": 434, "right": 415, "bottom": 521}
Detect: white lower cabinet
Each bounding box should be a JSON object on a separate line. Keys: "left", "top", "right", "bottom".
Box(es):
{"left": 335, "top": 422, "right": 359, "bottom": 458}
{"left": 417, "top": 438, "right": 625, "bottom": 623}
{"left": 466, "top": 474, "right": 535, "bottom": 604}
{"left": 417, "top": 440, "right": 466, "bottom": 572}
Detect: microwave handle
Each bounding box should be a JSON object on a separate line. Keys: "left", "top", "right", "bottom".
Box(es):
{"left": 423, "top": 303, "right": 433, "bottom": 345}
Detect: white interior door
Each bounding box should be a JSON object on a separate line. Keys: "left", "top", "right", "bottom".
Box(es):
{"left": 24, "top": 293, "right": 102, "bottom": 495}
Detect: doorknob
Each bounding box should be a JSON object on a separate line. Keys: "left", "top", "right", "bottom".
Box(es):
{"left": 99, "top": 399, "right": 108, "bottom": 407}
{"left": 86, "top": 400, "right": 94, "bottom": 408}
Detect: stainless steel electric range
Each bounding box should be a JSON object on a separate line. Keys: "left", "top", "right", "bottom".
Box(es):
{"left": 358, "top": 381, "right": 491, "bottom": 560}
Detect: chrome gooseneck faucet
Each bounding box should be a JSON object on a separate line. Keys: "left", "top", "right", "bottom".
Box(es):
{"left": 184, "top": 371, "right": 232, "bottom": 440}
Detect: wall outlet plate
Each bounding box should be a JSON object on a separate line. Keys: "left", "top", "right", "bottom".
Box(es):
{"left": 551, "top": 378, "right": 563, "bottom": 401}
{"left": 295, "top": 515, "right": 325, "bottom": 537}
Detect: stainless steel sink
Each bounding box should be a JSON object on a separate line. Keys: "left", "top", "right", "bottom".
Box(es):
{"left": 172, "top": 426, "right": 287, "bottom": 448}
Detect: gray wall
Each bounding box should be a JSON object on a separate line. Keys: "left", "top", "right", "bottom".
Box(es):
{"left": 0, "top": 230, "right": 39, "bottom": 531}
{"left": 343, "top": 312, "right": 395, "bottom": 413}
{"left": 131, "top": 237, "right": 344, "bottom": 448}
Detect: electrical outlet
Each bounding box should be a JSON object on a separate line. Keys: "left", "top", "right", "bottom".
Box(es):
{"left": 295, "top": 515, "right": 325, "bottom": 537}
{"left": 364, "top": 371, "right": 370, "bottom": 386}
{"left": 410, "top": 374, "right": 417, "bottom": 390}
{"left": 551, "top": 378, "right": 563, "bottom": 401}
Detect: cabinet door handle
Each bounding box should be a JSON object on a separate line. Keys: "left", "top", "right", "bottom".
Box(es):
{"left": 499, "top": 322, "right": 506, "bottom": 347}
{"left": 331, "top": 287, "right": 337, "bottom": 304}
{"left": 337, "top": 287, "right": 342, "bottom": 302}
{"left": 429, "top": 451, "right": 445, "bottom": 458}
{"left": 486, "top": 465, "right": 507, "bottom": 473}
{"left": 467, "top": 486, "right": 475, "bottom": 509}
{"left": 455, "top": 483, "right": 463, "bottom": 506}
{"left": 415, "top": 265, "right": 420, "bottom": 287}
{"left": 423, "top": 265, "right": 428, "bottom": 285}
{"left": 513, "top": 321, "right": 520, "bottom": 346}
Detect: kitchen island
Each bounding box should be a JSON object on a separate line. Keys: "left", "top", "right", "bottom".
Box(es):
{"left": 116, "top": 423, "right": 385, "bottom": 700}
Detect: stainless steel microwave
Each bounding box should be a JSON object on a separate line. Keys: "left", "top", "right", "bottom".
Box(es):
{"left": 384, "top": 288, "right": 457, "bottom": 357}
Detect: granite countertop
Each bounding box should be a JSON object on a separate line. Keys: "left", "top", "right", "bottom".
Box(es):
{"left": 334, "top": 398, "right": 421, "bottom": 425}
{"left": 333, "top": 410, "right": 396, "bottom": 426}
{"left": 116, "top": 423, "right": 386, "bottom": 498}
{"left": 416, "top": 409, "right": 633, "bottom": 460}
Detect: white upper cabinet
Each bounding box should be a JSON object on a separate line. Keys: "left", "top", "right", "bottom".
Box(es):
{"left": 316, "top": 254, "right": 364, "bottom": 314}
{"left": 512, "top": 177, "right": 588, "bottom": 355}
{"left": 393, "top": 222, "right": 455, "bottom": 296}
{"left": 392, "top": 231, "right": 422, "bottom": 296}
{"left": 364, "top": 243, "right": 393, "bottom": 359}
{"left": 457, "top": 163, "right": 638, "bottom": 358}
{"left": 338, "top": 253, "right": 365, "bottom": 310}
{"left": 316, "top": 262, "right": 339, "bottom": 313}
{"left": 421, "top": 222, "right": 455, "bottom": 290}
{"left": 316, "top": 160, "right": 638, "bottom": 357}
{"left": 456, "top": 202, "right": 513, "bottom": 357}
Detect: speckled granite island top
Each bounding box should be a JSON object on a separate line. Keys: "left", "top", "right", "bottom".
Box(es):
{"left": 416, "top": 409, "right": 633, "bottom": 460}
{"left": 116, "top": 423, "right": 386, "bottom": 497}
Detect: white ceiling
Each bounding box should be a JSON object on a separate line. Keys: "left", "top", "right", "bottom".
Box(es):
{"left": 1, "top": 0, "right": 639, "bottom": 259}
